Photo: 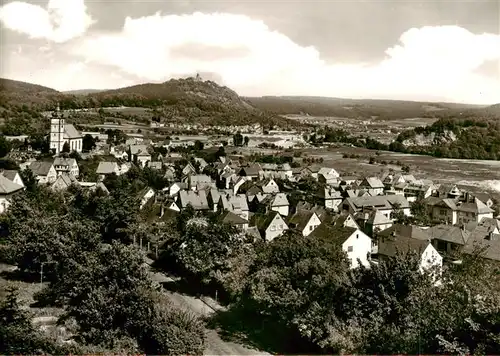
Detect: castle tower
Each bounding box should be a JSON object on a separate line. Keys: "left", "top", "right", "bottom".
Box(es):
{"left": 50, "top": 103, "right": 65, "bottom": 154}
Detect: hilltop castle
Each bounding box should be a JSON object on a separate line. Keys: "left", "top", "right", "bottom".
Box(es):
{"left": 49, "top": 104, "right": 83, "bottom": 154}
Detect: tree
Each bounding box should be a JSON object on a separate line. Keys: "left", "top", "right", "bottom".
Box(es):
{"left": 62, "top": 141, "right": 70, "bottom": 153}
{"left": 82, "top": 134, "right": 97, "bottom": 152}
{"left": 194, "top": 140, "right": 204, "bottom": 151}
{"left": 233, "top": 132, "right": 243, "bottom": 147}
{"left": 0, "top": 135, "right": 12, "bottom": 158}
{"left": 0, "top": 287, "right": 72, "bottom": 355}
{"left": 244, "top": 136, "right": 250, "bottom": 146}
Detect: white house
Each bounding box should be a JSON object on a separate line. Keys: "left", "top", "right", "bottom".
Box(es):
{"left": 311, "top": 225, "right": 372, "bottom": 268}
{"left": 253, "top": 211, "right": 288, "bottom": 242}
{"left": 268, "top": 193, "right": 290, "bottom": 216}
{"left": 139, "top": 188, "right": 155, "bottom": 210}
{"left": 258, "top": 178, "right": 280, "bottom": 194}
{"left": 96, "top": 161, "right": 121, "bottom": 181}
{"left": 0, "top": 174, "right": 24, "bottom": 214}
{"left": 53, "top": 157, "right": 79, "bottom": 177}
{"left": 358, "top": 177, "right": 385, "bottom": 196}
{"left": 318, "top": 167, "right": 340, "bottom": 178}
{"left": 288, "top": 211, "right": 322, "bottom": 237}
{"left": 28, "top": 161, "right": 57, "bottom": 184}
{"left": 0, "top": 170, "right": 24, "bottom": 188}
{"left": 376, "top": 236, "right": 443, "bottom": 275}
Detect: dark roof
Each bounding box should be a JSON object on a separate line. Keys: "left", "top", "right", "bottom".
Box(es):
{"left": 310, "top": 224, "right": 357, "bottom": 245}
{"left": 288, "top": 210, "right": 315, "bottom": 231}
{"left": 239, "top": 164, "right": 262, "bottom": 176}
{"left": 378, "top": 224, "right": 431, "bottom": 241}
{"left": 29, "top": 161, "right": 54, "bottom": 176}
{"left": 462, "top": 236, "right": 500, "bottom": 261}
{"left": 220, "top": 211, "right": 249, "bottom": 225}
{"left": 378, "top": 236, "right": 431, "bottom": 258}
{"left": 251, "top": 211, "right": 282, "bottom": 234}
{"left": 427, "top": 225, "right": 470, "bottom": 245}
{"left": 1, "top": 170, "right": 19, "bottom": 182}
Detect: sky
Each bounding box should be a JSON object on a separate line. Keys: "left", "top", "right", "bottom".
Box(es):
{"left": 0, "top": 0, "right": 499, "bottom": 104}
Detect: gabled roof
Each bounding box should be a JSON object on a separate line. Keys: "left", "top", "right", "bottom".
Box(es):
{"left": 52, "top": 173, "right": 78, "bottom": 189}
{"left": 129, "top": 145, "right": 148, "bottom": 155}
{"left": 1, "top": 170, "right": 19, "bottom": 182}
{"left": 271, "top": 193, "right": 289, "bottom": 207}
{"left": 53, "top": 157, "right": 77, "bottom": 167}
{"left": 378, "top": 236, "right": 432, "bottom": 258}
{"left": 310, "top": 224, "right": 358, "bottom": 245}
{"left": 96, "top": 161, "right": 119, "bottom": 175}
{"left": 220, "top": 211, "right": 249, "bottom": 225}
{"left": 29, "top": 161, "right": 54, "bottom": 176}
{"left": 179, "top": 190, "right": 209, "bottom": 210}
{"left": 288, "top": 210, "right": 316, "bottom": 231}
{"left": 360, "top": 176, "right": 384, "bottom": 189}
{"left": 63, "top": 124, "right": 82, "bottom": 139}
{"left": 239, "top": 164, "right": 262, "bottom": 176}
{"left": 332, "top": 211, "right": 360, "bottom": 229}
{"left": 0, "top": 174, "right": 24, "bottom": 194}
{"left": 251, "top": 211, "right": 286, "bottom": 234}
{"left": 378, "top": 224, "right": 431, "bottom": 241}
{"left": 457, "top": 198, "right": 494, "bottom": 214}
{"left": 427, "top": 225, "right": 470, "bottom": 245}
{"left": 462, "top": 235, "right": 500, "bottom": 261}
{"left": 367, "top": 209, "right": 392, "bottom": 226}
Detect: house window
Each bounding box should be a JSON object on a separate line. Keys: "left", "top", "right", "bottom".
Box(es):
{"left": 440, "top": 209, "right": 446, "bottom": 216}
{"left": 270, "top": 225, "right": 276, "bottom": 231}
{"left": 279, "top": 224, "right": 284, "bottom": 230}
{"left": 309, "top": 225, "right": 314, "bottom": 231}
{"left": 347, "top": 246, "right": 353, "bottom": 252}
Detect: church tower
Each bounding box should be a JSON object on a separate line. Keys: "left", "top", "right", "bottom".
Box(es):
{"left": 50, "top": 103, "right": 65, "bottom": 154}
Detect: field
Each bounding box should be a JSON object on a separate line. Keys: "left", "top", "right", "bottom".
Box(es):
{"left": 286, "top": 115, "right": 439, "bottom": 143}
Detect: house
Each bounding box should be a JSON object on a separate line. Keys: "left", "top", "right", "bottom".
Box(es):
{"left": 88, "top": 182, "right": 110, "bottom": 196}
{"left": 456, "top": 198, "right": 494, "bottom": 224}
{"left": 148, "top": 161, "right": 163, "bottom": 170}
{"left": 424, "top": 197, "right": 458, "bottom": 225}
{"left": 219, "top": 193, "right": 250, "bottom": 221}
{"left": 164, "top": 166, "right": 176, "bottom": 181}
{"left": 252, "top": 211, "right": 288, "bottom": 242}
{"left": 49, "top": 107, "right": 83, "bottom": 154}
{"left": 28, "top": 161, "right": 57, "bottom": 184}
{"left": 318, "top": 173, "right": 339, "bottom": 186}
{"left": 0, "top": 174, "right": 24, "bottom": 214}
{"left": 51, "top": 172, "right": 79, "bottom": 191}
{"left": 377, "top": 224, "right": 432, "bottom": 242}
{"left": 364, "top": 209, "right": 393, "bottom": 236}
{"left": 402, "top": 183, "right": 433, "bottom": 202}
{"left": 139, "top": 188, "right": 155, "bottom": 210}
{"left": 163, "top": 199, "right": 181, "bottom": 213}
{"left": 375, "top": 235, "right": 443, "bottom": 274}
{"left": 257, "top": 178, "right": 280, "bottom": 194}
{"left": 96, "top": 161, "right": 121, "bottom": 181}
{"left": 219, "top": 211, "right": 249, "bottom": 231}
{"left": 178, "top": 190, "right": 210, "bottom": 211}
{"left": 427, "top": 224, "right": 471, "bottom": 256}
{"left": 468, "top": 192, "right": 494, "bottom": 208}
{"left": 135, "top": 150, "right": 152, "bottom": 168}
{"left": 194, "top": 157, "right": 209, "bottom": 172}
{"left": 317, "top": 188, "right": 343, "bottom": 212}
{"left": 332, "top": 211, "right": 361, "bottom": 230}
{"left": 129, "top": 144, "right": 148, "bottom": 157}
{"left": 0, "top": 170, "right": 24, "bottom": 188}
{"left": 342, "top": 195, "right": 410, "bottom": 220}
{"left": 436, "top": 184, "right": 461, "bottom": 199}
{"left": 340, "top": 176, "right": 358, "bottom": 186}
{"left": 167, "top": 182, "right": 188, "bottom": 197}
{"left": 358, "top": 177, "right": 385, "bottom": 196}
{"left": 462, "top": 233, "right": 500, "bottom": 262}
{"left": 53, "top": 157, "right": 79, "bottom": 177}
{"left": 288, "top": 211, "right": 322, "bottom": 236}
{"left": 318, "top": 167, "right": 340, "bottom": 179}
{"left": 182, "top": 163, "right": 197, "bottom": 176}
{"left": 311, "top": 225, "right": 372, "bottom": 268}
{"left": 299, "top": 166, "right": 320, "bottom": 180}
{"left": 259, "top": 193, "right": 290, "bottom": 216}
{"left": 238, "top": 164, "right": 262, "bottom": 181}
{"left": 183, "top": 174, "right": 214, "bottom": 191}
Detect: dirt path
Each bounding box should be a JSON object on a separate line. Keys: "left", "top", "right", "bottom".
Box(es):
{"left": 146, "top": 261, "right": 270, "bottom": 356}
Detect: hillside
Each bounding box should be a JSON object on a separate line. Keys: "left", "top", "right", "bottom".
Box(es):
{"left": 0, "top": 78, "right": 300, "bottom": 129}
{"left": 63, "top": 89, "right": 107, "bottom": 95}
{"left": 246, "top": 95, "right": 488, "bottom": 120}
{"left": 0, "top": 78, "right": 63, "bottom": 107}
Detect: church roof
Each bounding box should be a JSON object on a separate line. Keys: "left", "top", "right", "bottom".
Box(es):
{"left": 63, "top": 124, "right": 82, "bottom": 139}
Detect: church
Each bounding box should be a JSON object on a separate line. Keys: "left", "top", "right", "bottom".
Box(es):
{"left": 49, "top": 105, "right": 83, "bottom": 154}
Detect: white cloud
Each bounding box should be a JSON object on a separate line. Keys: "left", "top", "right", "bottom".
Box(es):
{"left": 1, "top": 1, "right": 499, "bottom": 104}
{"left": 0, "top": 0, "right": 94, "bottom": 42}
